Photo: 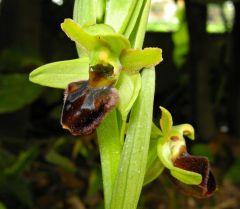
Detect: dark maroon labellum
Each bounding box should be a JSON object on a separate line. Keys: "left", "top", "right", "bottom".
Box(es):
{"left": 167, "top": 153, "right": 216, "bottom": 198}
{"left": 61, "top": 80, "right": 119, "bottom": 136}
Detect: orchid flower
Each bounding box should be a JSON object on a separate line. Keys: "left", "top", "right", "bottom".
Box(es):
{"left": 145, "top": 107, "right": 216, "bottom": 198}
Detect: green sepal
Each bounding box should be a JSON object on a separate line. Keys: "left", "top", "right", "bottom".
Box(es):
{"left": 29, "top": 58, "right": 89, "bottom": 89}
{"left": 157, "top": 140, "right": 202, "bottom": 185}
{"left": 144, "top": 158, "right": 164, "bottom": 185}
{"left": 116, "top": 72, "right": 141, "bottom": 120}
{"left": 120, "top": 48, "right": 162, "bottom": 73}
{"left": 151, "top": 122, "right": 163, "bottom": 140}
{"left": 61, "top": 19, "right": 131, "bottom": 57}
{"left": 61, "top": 19, "right": 98, "bottom": 54}
{"left": 159, "top": 106, "right": 173, "bottom": 136}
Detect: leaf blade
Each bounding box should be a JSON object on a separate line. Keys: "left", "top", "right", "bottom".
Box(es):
{"left": 29, "top": 58, "right": 89, "bottom": 89}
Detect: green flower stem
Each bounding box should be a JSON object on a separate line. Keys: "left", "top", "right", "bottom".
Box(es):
{"left": 96, "top": 110, "right": 122, "bottom": 209}
{"left": 110, "top": 68, "right": 155, "bottom": 209}
{"left": 109, "top": 1, "right": 154, "bottom": 208}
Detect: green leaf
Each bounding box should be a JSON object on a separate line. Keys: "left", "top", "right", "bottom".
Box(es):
{"left": 110, "top": 68, "right": 155, "bottom": 209}
{"left": 105, "top": 0, "right": 138, "bottom": 33}
{"left": 116, "top": 72, "right": 141, "bottom": 120}
{"left": 0, "top": 74, "right": 43, "bottom": 113}
{"left": 29, "top": 58, "right": 89, "bottom": 89}
{"left": 97, "top": 110, "right": 121, "bottom": 209}
{"left": 73, "top": 0, "right": 96, "bottom": 27}
{"left": 120, "top": 48, "right": 162, "bottom": 73}
{"left": 0, "top": 177, "right": 33, "bottom": 207}
{"left": 96, "top": 0, "right": 106, "bottom": 23}
{"left": 129, "top": 0, "right": 151, "bottom": 48}
{"left": 159, "top": 106, "right": 173, "bottom": 136}
{"left": 123, "top": 0, "right": 145, "bottom": 38}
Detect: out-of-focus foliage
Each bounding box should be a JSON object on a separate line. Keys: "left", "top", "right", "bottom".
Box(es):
{"left": 0, "top": 74, "right": 43, "bottom": 113}
{"left": 172, "top": 7, "right": 189, "bottom": 68}
{"left": 193, "top": 0, "right": 240, "bottom": 4}
{"left": 0, "top": 202, "right": 6, "bottom": 209}
{"left": 0, "top": 146, "right": 39, "bottom": 207}
{"left": 0, "top": 48, "right": 43, "bottom": 70}
{"left": 225, "top": 158, "right": 240, "bottom": 183}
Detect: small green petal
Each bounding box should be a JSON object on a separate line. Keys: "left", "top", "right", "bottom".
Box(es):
{"left": 173, "top": 124, "right": 195, "bottom": 140}
{"left": 144, "top": 138, "right": 164, "bottom": 185}
{"left": 116, "top": 72, "right": 141, "bottom": 120}
{"left": 144, "top": 159, "right": 164, "bottom": 185}
{"left": 29, "top": 58, "right": 89, "bottom": 89}
{"left": 159, "top": 106, "right": 173, "bottom": 136}
{"left": 120, "top": 48, "right": 162, "bottom": 73}
{"left": 84, "top": 24, "right": 131, "bottom": 55}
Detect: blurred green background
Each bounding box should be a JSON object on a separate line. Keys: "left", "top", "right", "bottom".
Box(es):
{"left": 0, "top": 0, "right": 240, "bottom": 208}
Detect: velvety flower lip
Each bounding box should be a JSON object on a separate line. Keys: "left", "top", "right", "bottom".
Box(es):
{"left": 157, "top": 106, "right": 216, "bottom": 198}
{"left": 61, "top": 80, "right": 119, "bottom": 136}
{"left": 172, "top": 152, "right": 216, "bottom": 198}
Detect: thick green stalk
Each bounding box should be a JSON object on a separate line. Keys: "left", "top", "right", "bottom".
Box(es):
{"left": 110, "top": 1, "right": 154, "bottom": 208}
{"left": 110, "top": 68, "right": 155, "bottom": 209}
{"left": 97, "top": 110, "right": 121, "bottom": 209}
